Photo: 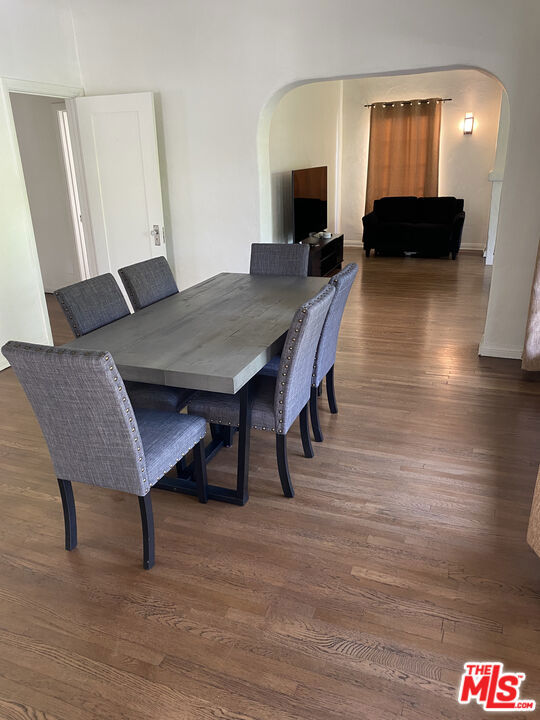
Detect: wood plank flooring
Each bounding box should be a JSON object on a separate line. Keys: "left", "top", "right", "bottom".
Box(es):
{"left": 1, "top": 249, "right": 539, "bottom": 719}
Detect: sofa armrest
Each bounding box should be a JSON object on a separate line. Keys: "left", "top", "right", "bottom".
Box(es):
{"left": 362, "top": 211, "right": 378, "bottom": 229}
{"left": 362, "top": 211, "right": 378, "bottom": 249}
{"left": 451, "top": 211, "right": 465, "bottom": 250}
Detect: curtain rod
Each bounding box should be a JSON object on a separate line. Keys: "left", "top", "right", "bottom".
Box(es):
{"left": 364, "top": 98, "right": 452, "bottom": 108}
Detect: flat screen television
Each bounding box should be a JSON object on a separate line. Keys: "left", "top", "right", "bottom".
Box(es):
{"left": 292, "top": 166, "right": 327, "bottom": 242}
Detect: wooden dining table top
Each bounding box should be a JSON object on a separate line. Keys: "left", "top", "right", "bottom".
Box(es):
{"left": 64, "top": 272, "right": 328, "bottom": 394}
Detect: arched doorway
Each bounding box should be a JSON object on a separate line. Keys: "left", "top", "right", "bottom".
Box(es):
{"left": 258, "top": 67, "right": 507, "bottom": 261}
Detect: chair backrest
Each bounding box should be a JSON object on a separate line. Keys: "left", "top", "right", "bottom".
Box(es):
{"left": 55, "top": 274, "right": 130, "bottom": 337}
{"left": 274, "top": 284, "right": 335, "bottom": 434}
{"left": 250, "top": 243, "right": 310, "bottom": 277}
{"left": 314, "top": 263, "right": 358, "bottom": 385}
{"left": 2, "top": 342, "right": 149, "bottom": 496}
{"left": 118, "top": 256, "right": 178, "bottom": 310}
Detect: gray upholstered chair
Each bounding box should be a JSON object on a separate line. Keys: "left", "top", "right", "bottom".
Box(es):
{"left": 55, "top": 273, "right": 193, "bottom": 414}
{"left": 249, "top": 243, "right": 310, "bottom": 277}
{"left": 118, "top": 256, "right": 179, "bottom": 311}
{"left": 55, "top": 273, "right": 130, "bottom": 336}
{"left": 187, "top": 284, "right": 335, "bottom": 497}
{"left": 309, "top": 262, "right": 358, "bottom": 441}
{"left": 2, "top": 341, "right": 208, "bottom": 569}
{"left": 258, "top": 263, "right": 358, "bottom": 442}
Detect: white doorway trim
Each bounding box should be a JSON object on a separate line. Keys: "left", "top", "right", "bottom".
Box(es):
{"left": 0, "top": 77, "right": 84, "bottom": 368}
{"left": 3, "top": 77, "right": 83, "bottom": 99}
{"left": 57, "top": 108, "right": 91, "bottom": 280}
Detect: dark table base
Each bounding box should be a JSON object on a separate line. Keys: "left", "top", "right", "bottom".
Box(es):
{"left": 155, "top": 476, "right": 245, "bottom": 505}
{"left": 155, "top": 383, "right": 251, "bottom": 505}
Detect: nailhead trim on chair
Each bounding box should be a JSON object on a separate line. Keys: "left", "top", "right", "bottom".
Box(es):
{"left": 275, "top": 285, "right": 334, "bottom": 434}
{"left": 54, "top": 275, "right": 130, "bottom": 338}
{"left": 5, "top": 342, "right": 208, "bottom": 496}
{"left": 156, "top": 433, "right": 206, "bottom": 482}
{"left": 105, "top": 353, "right": 149, "bottom": 489}
{"left": 310, "top": 262, "right": 358, "bottom": 387}
{"left": 204, "top": 417, "right": 276, "bottom": 433}
{"left": 55, "top": 295, "right": 83, "bottom": 337}
{"left": 189, "top": 286, "right": 332, "bottom": 437}
{"left": 21, "top": 346, "right": 208, "bottom": 490}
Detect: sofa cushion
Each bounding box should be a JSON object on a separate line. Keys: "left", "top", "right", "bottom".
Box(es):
{"left": 410, "top": 223, "right": 452, "bottom": 252}
{"left": 416, "top": 197, "right": 462, "bottom": 224}
{"left": 376, "top": 221, "right": 413, "bottom": 245}
{"left": 373, "top": 196, "right": 417, "bottom": 223}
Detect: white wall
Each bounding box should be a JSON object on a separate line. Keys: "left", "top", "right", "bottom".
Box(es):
{"left": 68, "top": 0, "right": 540, "bottom": 359}
{"left": 0, "top": 0, "right": 81, "bottom": 369}
{"left": 480, "top": 3, "right": 540, "bottom": 358}
{"left": 340, "top": 70, "right": 502, "bottom": 250}
{"left": 269, "top": 81, "right": 342, "bottom": 242}
{"left": 2, "top": 0, "right": 540, "bottom": 360}
{"left": 10, "top": 93, "right": 80, "bottom": 292}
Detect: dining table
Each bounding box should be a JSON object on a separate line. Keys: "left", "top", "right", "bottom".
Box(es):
{"left": 64, "top": 271, "right": 328, "bottom": 504}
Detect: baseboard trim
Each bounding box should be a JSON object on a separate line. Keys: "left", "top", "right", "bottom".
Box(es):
{"left": 344, "top": 241, "right": 484, "bottom": 254}
{"left": 460, "top": 243, "right": 484, "bottom": 252}
{"left": 459, "top": 248, "right": 484, "bottom": 255}
{"left": 478, "top": 342, "right": 522, "bottom": 360}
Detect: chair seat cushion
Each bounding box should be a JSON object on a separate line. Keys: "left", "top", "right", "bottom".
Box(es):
{"left": 126, "top": 381, "right": 195, "bottom": 412}
{"left": 257, "top": 354, "right": 280, "bottom": 377}
{"left": 135, "top": 409, "right": 207, "bottom": 484}
{"left": 188, "top": 376, "right": 276, "bottom": 431}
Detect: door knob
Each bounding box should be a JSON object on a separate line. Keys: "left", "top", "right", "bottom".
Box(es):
{"left": 151, "top": 225, "right": 161, "bottom": 246}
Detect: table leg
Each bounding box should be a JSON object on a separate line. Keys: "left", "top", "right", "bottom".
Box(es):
{"left": 155, "top": 380, "right": 252, "bottom": 505}
{"left": 235, "top": 380, "right": 252, "bottom": 505}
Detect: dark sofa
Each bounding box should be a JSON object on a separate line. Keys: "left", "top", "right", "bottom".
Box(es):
{"left": 362, "top": 196, "right": 465, "bottom": 259}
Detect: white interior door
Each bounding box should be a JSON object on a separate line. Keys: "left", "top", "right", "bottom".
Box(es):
{"left": 67, "top": 92, "right": 166, "bottom": 291}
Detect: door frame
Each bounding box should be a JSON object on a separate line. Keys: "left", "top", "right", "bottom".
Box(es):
{"left": 0, "top": 77, "right": 86, "bottom": 357}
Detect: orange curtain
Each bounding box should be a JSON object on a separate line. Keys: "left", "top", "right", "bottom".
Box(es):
{"left": 365, "top": 98, "right": 442, "bottom": 214}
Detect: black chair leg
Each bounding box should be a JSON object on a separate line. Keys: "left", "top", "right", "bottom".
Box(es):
{"left": 57, "top": 479, "right": 77, "bottom": 551}
{"left": 193, "top": 440, "right": 208, "bottom": 503}
{"left": 310, "top": 386, "right": 324, "bottom": 442}
{"left": 138, "top": 493, "right": 155, "bottom": 570}
{"left": 326, "top": 364, "right": 338, "bottom": 414}
{"left": 300, "top": 403, "right": 315, "bottom": 457}
{"left": 276, "top": 434, "right": 294, "bottom": 498}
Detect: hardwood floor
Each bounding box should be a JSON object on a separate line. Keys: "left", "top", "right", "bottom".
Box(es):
{"left": 1, "top": 251, "right": 539, "bottom": 719}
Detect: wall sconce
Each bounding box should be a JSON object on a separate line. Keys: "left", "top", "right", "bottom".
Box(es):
{"left": 463, "top": 112, "right": 474, "bottom": 135}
